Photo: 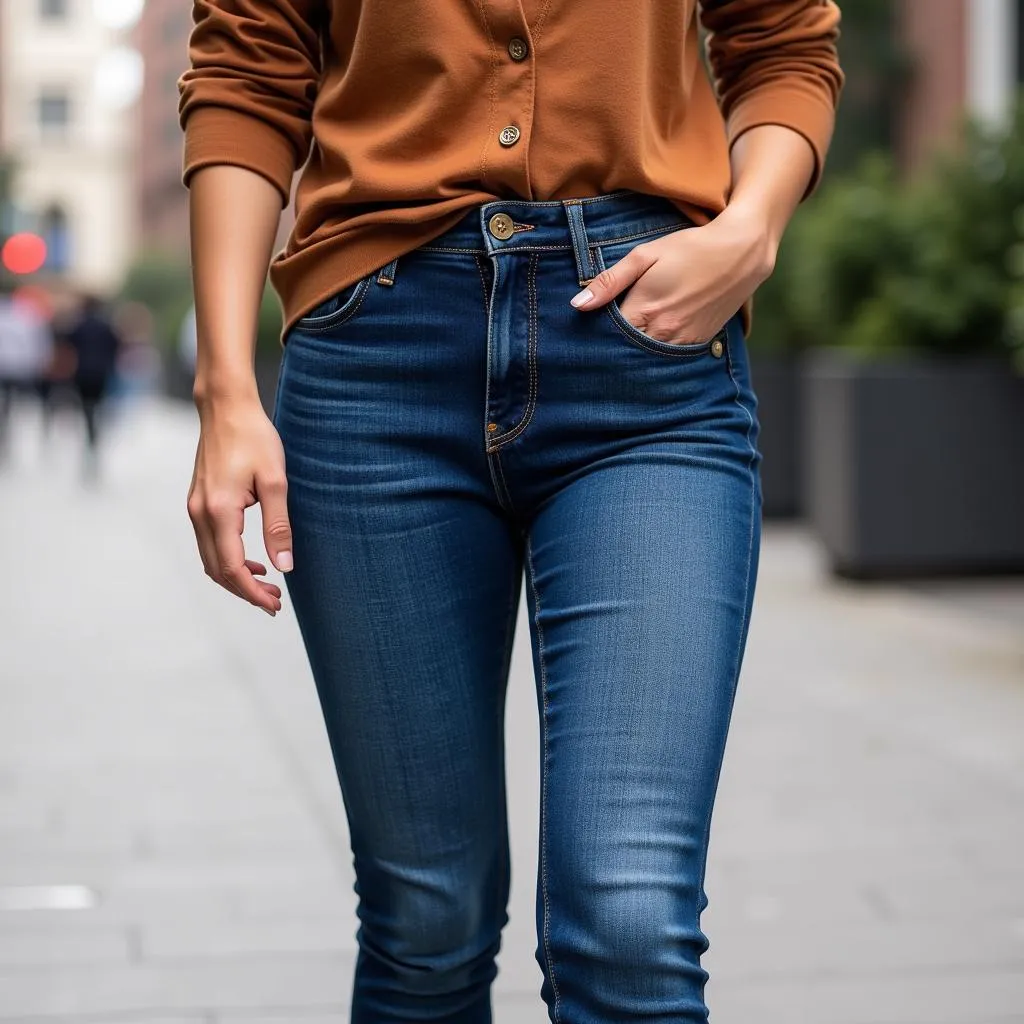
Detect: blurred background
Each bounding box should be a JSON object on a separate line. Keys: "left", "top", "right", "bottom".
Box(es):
{"left": 0, "top": 1, "right": 1021, "bottom": 1021}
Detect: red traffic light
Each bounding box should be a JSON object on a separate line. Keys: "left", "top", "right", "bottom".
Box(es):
{"left": 1, "top": 232, "right": 48, "bottom": 275}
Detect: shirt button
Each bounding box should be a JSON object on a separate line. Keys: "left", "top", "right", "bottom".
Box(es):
{"left": 499, "top": 124, "right": 520, "bottom": 147}
{"left": 508, "top": 37, "right": 529, "bottom": 61}
{"left": 488, "top": 212, "right": 515, "bottom": 240}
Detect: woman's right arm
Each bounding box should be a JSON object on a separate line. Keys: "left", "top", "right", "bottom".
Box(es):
{"left": 185, "top": 164, "right": 290, "bottom": 617}
{"left": 179, "top": 0, "right": 324, "bottom": 615}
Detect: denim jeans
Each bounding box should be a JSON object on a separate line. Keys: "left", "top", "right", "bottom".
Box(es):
{"left": 273, "top": 188, "right": 763, "bottom": 1023}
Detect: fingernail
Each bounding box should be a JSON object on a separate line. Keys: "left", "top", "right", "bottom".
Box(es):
{"left": 277, "top": 550, "right": 293, "bottom": 572}
{"left": 570, "top": 287, "right": 593, "bottom": 308}
{"left": 264, "top": 607, "right": 275, "bottom": 617}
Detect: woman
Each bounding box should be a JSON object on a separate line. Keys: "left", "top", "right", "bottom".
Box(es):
{"left": 179, "top": 2, "right": 843, "bottom": 1020}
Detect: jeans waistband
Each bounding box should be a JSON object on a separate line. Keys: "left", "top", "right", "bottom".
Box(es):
{"left": 416, "top": 189, "right": 694, "bottom": 287}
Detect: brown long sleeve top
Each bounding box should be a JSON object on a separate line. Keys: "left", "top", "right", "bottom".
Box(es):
{"left": 178, "top": 0, "right": 843, "bottom": 342}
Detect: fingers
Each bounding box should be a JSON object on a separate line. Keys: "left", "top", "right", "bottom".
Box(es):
{"left": 256, "top": 468, "right": 294, "bottom": 575}
{"left": 187, "top": 489, "right": 282, "bottom": 616}
{"left": 210, "top": 499, "right": 280, "bottom": 613}
{"left": 570, "top": 244, "right": 649, "bottom": 310}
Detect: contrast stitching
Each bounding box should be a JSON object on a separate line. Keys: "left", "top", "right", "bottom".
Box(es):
{"left": 564, "top": 205, "right": 590, "bottom": 287}
{"left": 529, "top": 0, "right": 557, "bottom": 44}
{"left": 295, "top": 275, "right": 373, "bottom": 333}
{"left": 592, "top": 247, "right": 714, "bottom": 358}
{"left": 525, "top": 535, "right": 562, "bottom": 1022}
{"left": 468, "top": 0, "right": 498, "bottom": 183}
{"left": 486, "top": 252, "right": 539, "bottom": 451}
{"left": 417, "top": 226, "right": 689, "bottom": 258}
{"left": 480, "top": 253, "right": 514, "bottom": 513}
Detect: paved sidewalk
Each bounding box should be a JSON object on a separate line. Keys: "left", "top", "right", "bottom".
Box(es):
{"left": 1, "top": 395, "right": 1023, "bottom": 1023}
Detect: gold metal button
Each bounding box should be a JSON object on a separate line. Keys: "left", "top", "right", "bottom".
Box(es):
{"left": 508, "top": 37, "right": 528, "bottom": 61}
{"left": 711, "top": 338, "right": 725, "bottom": 358}
{"left": 487, "top": 422, "right": 499, "bottom": 433}
{"left": 498, "top": 124, "right": 520, "bottom": 147}
{"left": 488, "top": 213, "right": 515, "bottom": 240}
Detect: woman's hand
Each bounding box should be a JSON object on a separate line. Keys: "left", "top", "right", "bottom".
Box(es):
{"left": 570, "top": 125, "right": 822, "bottom": 345}
{"left": 187, "top": 392, "right": 291, "bottom": 616}
{"left": 569, "top": 203, "right": 776, "bottom": 346}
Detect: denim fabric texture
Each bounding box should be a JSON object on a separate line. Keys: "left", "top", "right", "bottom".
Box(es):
{"left": 273, "top": 189, "right": 763, "bottom": 1024}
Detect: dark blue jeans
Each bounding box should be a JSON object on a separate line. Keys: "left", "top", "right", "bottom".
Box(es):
{"left": 273, "top": 189, "right": 763, "bottom": 1023}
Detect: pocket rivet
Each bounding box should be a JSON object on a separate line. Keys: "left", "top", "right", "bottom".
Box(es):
{"left": 487, "top": 422, "right": 499, "bottom": 433}
{"left": 711, "top": 338, "right": 724, "bottom": 358}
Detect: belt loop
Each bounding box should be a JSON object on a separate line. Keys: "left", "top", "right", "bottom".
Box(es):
{"left": 562, "top": 200, "right": 596, "bottom": 287}
{"left": 377, "top": 254, "right": 400, "bottom": 286}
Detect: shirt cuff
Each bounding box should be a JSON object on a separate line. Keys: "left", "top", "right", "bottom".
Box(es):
{"left": 726, "top": 85, "right": 838, "bottom": 200}
{"left": 181, "top": 106, "right": 297, "bottom": 207}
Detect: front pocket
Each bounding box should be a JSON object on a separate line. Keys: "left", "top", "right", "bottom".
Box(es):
{"left": 294, "top": 272, "right": 376, "bottom": 333}
{"left": 592, "top": 238, "right": 726, "bottom": 358}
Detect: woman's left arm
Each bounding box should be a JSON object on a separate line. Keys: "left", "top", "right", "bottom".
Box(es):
{"left": 572, "top": 0, "right": 844, "bottom": 345}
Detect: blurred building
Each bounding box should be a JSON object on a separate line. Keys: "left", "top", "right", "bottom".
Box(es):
{"left": 136, "top": 0, "right": 296, "bottom": 261}
{"left": 898, "top": 0, "right": 1020, "bottom": 169}
{"left": 135, "top": 0, "right": 194, "bottom": 255}
{"left": 0, "top": 0, "right": 142, "bottom": 294}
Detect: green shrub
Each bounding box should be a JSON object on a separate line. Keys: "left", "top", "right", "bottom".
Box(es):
{"left": 119, "top": 248, "right": 284, "bottom": 361}
{"left": 753, "top": 96, "right": 1024, "bottom": 371}
{"left": 117, "top": 249, "right": 193, "bottom": 353}
{"left": 256, "top": 285, "right": 284, "bottom": 358}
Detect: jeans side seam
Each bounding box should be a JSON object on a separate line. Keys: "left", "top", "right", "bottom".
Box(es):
{"left": 693, "top": 338, "right": 759, "bottom": 938}
{"left": 525, "top": 535, "right": 562, "bottom": 1023}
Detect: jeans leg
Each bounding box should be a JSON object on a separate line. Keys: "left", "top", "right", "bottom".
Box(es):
{"left": 274, "top": 253, "right": 521, "bottom": 1024}
{"left": 522, "top": 386, "right": 761, "bottom": 1023}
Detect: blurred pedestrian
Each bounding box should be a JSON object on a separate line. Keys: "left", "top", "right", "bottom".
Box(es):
{"left": 0, "top": 283, "right": 55, "bottom": 466}
{"left": 64, "top": 291, "right": 123, "bottom": 481}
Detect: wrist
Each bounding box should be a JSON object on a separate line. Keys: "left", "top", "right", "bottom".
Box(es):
{"left": 193, "top": 369, "right": 261, "bottom": 412}
{"left": 718, "top": 199, "right": 783, "bottom": 275}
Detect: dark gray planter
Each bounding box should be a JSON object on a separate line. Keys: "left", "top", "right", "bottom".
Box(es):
{"left": 802, "top": 348, "right": 1024, "bottom": 578}
{"left": 254, "top": 353, "right": 282, "bottom": 420}
{"left": 748, "top": 351, "right": 802, "bottom": 519}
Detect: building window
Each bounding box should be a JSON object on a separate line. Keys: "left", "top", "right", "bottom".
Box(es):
{"left": 39, "top": 0, "right": 68, "bottom": 20}
{"left": 38, "top": 90, "right": 71, "bottom": 138}
{"left": 40, "top": 204, "right": 71, "bottom": 272}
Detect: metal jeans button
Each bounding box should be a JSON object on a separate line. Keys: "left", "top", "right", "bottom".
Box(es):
{"left": 488, "top": 213, "right": 515, "bottom": 240}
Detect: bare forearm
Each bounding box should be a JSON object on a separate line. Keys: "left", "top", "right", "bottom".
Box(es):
{"left": 722, "top": 124, "right": 818, "bottom": 261}
{"left": 188, "top": 164, "right": 283, "bottom": 408}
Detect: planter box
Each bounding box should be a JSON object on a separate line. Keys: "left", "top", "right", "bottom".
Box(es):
{"left": 802, "top": 348, "right": 1024, "bottom": 577}
{"left": 254, "top": 353, "right": 282, "bottom": 420}
{"left": 748, "top": 351, "right": 802, "bottom": 519}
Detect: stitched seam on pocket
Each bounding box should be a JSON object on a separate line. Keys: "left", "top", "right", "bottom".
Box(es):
{"left": 593, "top": 245, "right": 716, "bottom": 358}
{"left": 295, "top": 275, "right": 374, "bottom": 333}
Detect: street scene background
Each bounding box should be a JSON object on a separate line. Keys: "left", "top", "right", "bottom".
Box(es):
{"left": 1, "top": 1, "right": 1023, "bottom": 1021}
